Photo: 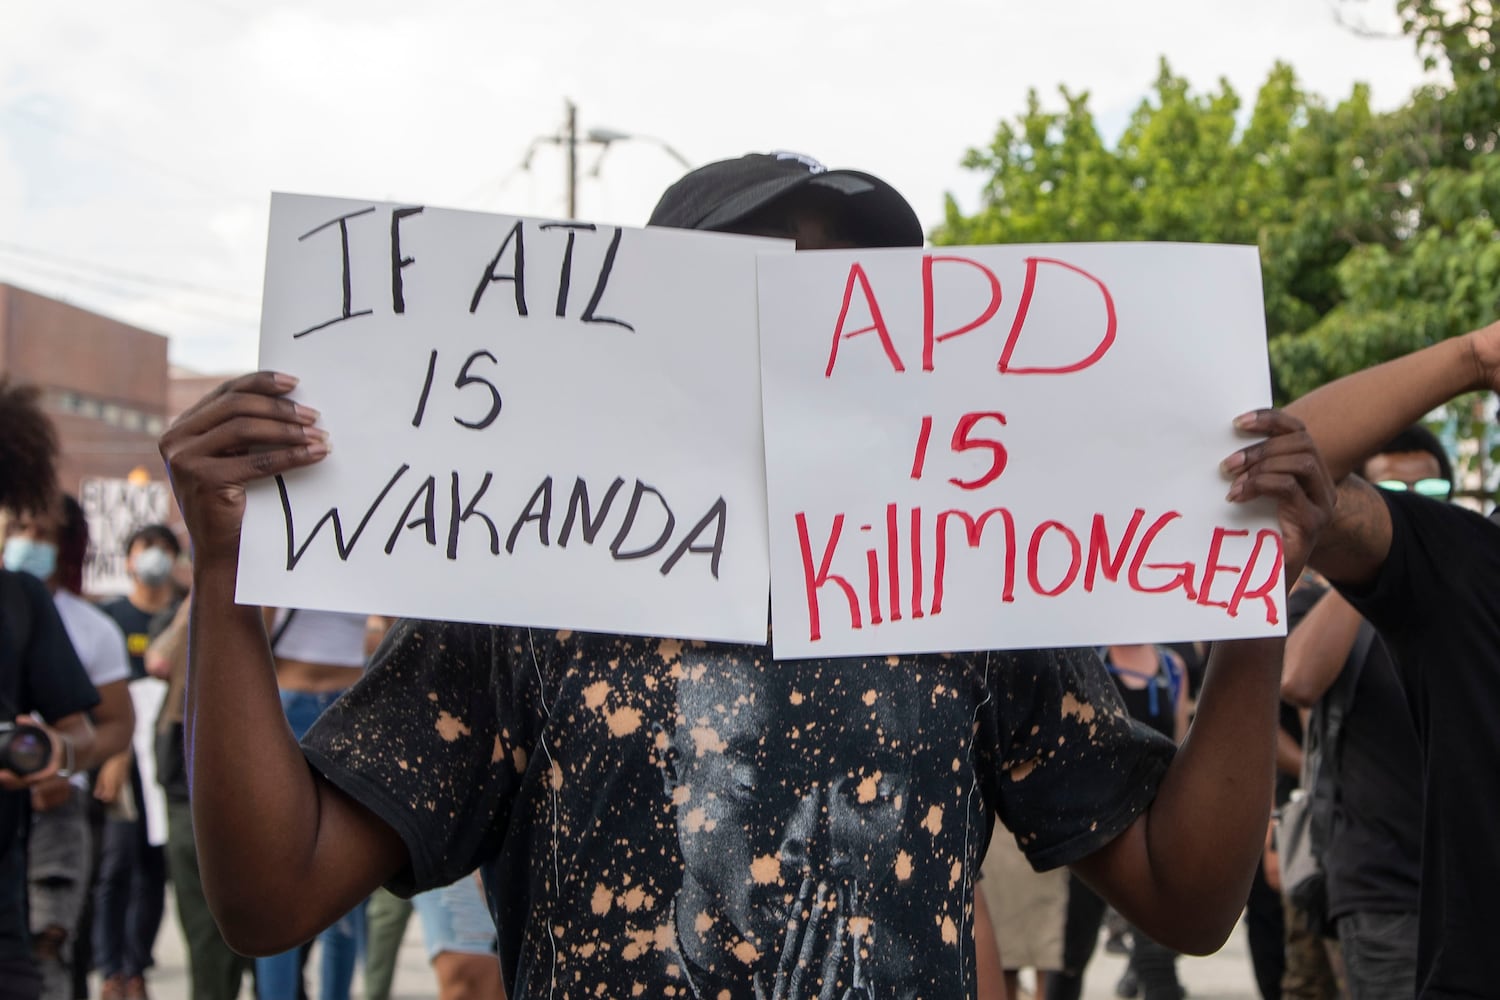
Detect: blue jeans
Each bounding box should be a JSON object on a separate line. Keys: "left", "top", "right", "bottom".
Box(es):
{"left": 256, "top": 690, "right": 367, "bottom": 1000}
{"left": 92, "top": 765, "right": 167, "bottom": 980}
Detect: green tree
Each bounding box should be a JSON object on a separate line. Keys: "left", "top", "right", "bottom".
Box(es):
{"left": 939, "top": 1, "right": 1499, "bottom": 486}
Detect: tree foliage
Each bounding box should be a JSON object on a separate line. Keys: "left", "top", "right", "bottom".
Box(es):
{"left": 936, "top": 1, "right": 1499, "bottom": 419}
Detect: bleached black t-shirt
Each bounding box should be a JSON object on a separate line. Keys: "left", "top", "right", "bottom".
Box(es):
{"left": 303, "top": 623, "right": 1173, "bottom": 999}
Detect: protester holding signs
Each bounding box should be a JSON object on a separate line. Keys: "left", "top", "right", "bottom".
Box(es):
{"left": 161, "top": 154, "right": 1335, "bottom": 999}
{"left": 1284, "top": 317, "right": 1500, "bottom": 1000}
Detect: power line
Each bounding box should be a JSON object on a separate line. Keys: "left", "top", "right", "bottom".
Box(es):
{"left": 0, "top": 105, "right": 260, "bottom": 207}
{"left": 0, "top": 258, "right": 257, "bottom": 328}
{"left": 0, "top": 241, "right": 257, "bottom": 303}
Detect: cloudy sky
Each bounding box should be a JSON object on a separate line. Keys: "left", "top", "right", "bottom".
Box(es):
{"left": 1, "top": 0, "right": 1435, "bottom": 374}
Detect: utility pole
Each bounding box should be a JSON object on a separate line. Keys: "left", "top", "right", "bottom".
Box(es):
{"left": 564, "top": 99, "right": 578, "bottom": 220}
{"left": 526, "top": 99, "right": 689, "bottom": 220}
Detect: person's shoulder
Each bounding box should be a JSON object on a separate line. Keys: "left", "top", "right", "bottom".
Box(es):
{"left": 56, "top": 589, "right": 125, "bottom": 633}
{"left": 98, "top": 594, "right": 133, "bottom": 615}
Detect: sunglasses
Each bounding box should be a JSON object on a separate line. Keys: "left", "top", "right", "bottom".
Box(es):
{"left": 1376, "top": 478, "right": 1451, "bottom": 498}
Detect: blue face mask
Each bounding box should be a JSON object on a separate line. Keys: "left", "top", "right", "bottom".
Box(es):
{"left": 3, "top": 537, "right": 58, "bottom": 581}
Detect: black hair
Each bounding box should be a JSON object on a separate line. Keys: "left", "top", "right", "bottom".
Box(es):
{"left": 124, "top": 523, "right": 181, "bottom": 559}
{"left": 57, "top": 494, "right": 88, "bottom": 595}
{"left": 0, "top": 378, "right": 60, "bottom": 516}
{"left": 1368, "top": 425, "right": 1454, "bottom": 486}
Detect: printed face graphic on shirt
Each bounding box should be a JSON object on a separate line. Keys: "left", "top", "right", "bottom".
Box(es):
{"left": 661, "top": 655, "right": 916, "bottom": 989}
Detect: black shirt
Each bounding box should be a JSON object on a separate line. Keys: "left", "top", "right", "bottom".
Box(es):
{"left": 100, "top": 596, "right": 155, "bottom": 680}
{"left": 0, "top": 570, "right": 99, "bottom": 964}
{"left": 303, "top": 623, "right": 1174, "bottom": 999}
{"left": 1338, "top": 491, "right": 1500, "bottom": 998}
{"left": 1322, "top": 632, "right": 1422, "bottom": 920}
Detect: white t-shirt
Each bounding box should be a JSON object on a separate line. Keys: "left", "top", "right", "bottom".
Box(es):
{"left": 53, "top": 589, "right": 131, "bottom": 688}
{"left": 51, "top": 588, "right": 132, "bottom": 791}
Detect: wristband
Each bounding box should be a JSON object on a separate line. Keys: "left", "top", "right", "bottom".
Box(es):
{"left": 55, "top": 733, "right": 76, "bottom": 779}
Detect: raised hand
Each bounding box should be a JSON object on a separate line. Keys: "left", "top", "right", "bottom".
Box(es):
{"left": 158, "top": 372, "right": 327, "bottom": 565}
{"left": 1221, "top": 409, "right": 1336, "bottom": 588}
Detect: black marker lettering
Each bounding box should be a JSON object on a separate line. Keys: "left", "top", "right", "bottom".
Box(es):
{"left": 453, "top": 351, "right": 503, "bottom": 430}
{"left": 447, "top": 471, "right": 499, "bottom": 559}
{"left": 294, "top": 207, "right": 377, "bottom": 338}
{"left": 610, "top": 481, "right": 674, "bottom": 560}
{"left": 383, "top": 475, "right": 438, "bottom": 554}
{"left": 580, "top": 226, "right": 634, "bottom": 332}
{"left": 559, "top": 476, "right": 625, "bottom": 547}
{"left": 506, "top": 476, "right": 553, "bottom": 553}
{"left": 660, "top": 498, "right": 727, "bottom": 579}
{"left": 540, "top": 222, "right": 597, "bottom": 318}
{"left": 390, "top": 206, "right": 424, "bottom": 314}
{"left": 411, "top": 349, "right": 438, "bottom": 428}
{"left": 470, "top": 220, "right": 528, "bottom": 317}
{"left": 278, "top": 464, "right": 408, "bottom": 569}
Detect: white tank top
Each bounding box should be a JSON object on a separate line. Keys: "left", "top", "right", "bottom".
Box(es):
{"left": 269, "top": 609, "right": 367, "bottom": 667}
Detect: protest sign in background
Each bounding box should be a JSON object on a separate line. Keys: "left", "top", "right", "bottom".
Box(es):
{"left": 238, "top": 194, "right": 788, "bottom": 643}
{"left": 81, "top": 477, "right": 173, "bottom": 596}
{"left": 758, "top": 243, "right": 1284, "bottom": 659}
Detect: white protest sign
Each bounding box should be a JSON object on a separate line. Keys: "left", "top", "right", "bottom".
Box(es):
{"left": 238, "top": 194, "right": 789, "bottom": 644}
{"left": 758, "top": 243, "right": 1285, "bottom": 659}
{"left": 80, "top": 478, "right": 173, "bottom": 596}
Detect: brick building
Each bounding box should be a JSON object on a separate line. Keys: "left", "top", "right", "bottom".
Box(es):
{"left": 0, "top": 282, "right": 171, "bottom": 495}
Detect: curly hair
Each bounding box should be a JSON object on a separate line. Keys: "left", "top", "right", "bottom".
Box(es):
{"left": 0, "top": 377, "right": 59, "bottom": 515}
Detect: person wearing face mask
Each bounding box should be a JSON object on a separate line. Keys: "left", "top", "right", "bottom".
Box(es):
{"left": 2, "top": 496, "right": 136, "bottom": 1000}
{"left": 0, "top": 378, "right": 109, "bottom": 1000}
{"left": 94, "top": 526, "right": 180, "bottom": 1000}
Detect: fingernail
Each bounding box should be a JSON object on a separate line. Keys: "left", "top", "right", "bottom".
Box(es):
{"left": 306, "top": 441, "right": 330, "bottom": 459}
{"left": 304, "top": 426, "right": 329, "bottom": 443}
{"left": 294, "top": 403, "right": 321, "bottom": 423}
{"left": 1234, "top": 412, "right": 1257, "bottom": 430}
{"left": 272, "top": 372, "right": 300, "bottom": 390}
{"left": 1226, "top": 477, "right": 1244, "bottom": 500}
{"left": 1221, "top": 451, "right": 1246, "bottom": 475}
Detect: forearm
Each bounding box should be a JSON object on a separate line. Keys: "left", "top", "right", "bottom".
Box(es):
{"left": 1078, "top": 637, "right": 1281, "bottom": 953}
{"left": 52, "top": 714, "right": 103, "bottom": 772}
{"left": 1275, "top": 727, "right": 1303, "bottom": 779}
{"left": 1286, "top": 333, "right": 1481, "bottom": 482}
{"left": 89, "top": 681, "right": 136, "bottom": 761}
{"left": 1281, "top": 591, "right": 1362, "bottom": 707}
{"left": 186, "top": 558, "right": 390, "bottom": 952}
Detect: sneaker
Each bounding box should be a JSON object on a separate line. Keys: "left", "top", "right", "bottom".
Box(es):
{"left": 1114, "top": 967, "right": 1140, "bottom": 999}
{"left": 100, "top": 975, "right": 128, "bottom": 1000}
{"left": 123, "top": 975, "right": 149, "bottom": 1000}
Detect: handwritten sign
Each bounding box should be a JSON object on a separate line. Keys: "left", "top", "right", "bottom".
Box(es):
{"left": 81, "top": 478, "right": 173, "bottom": 596}
{"left": 237, "top": 194, "right": 789, "bottom": 643}
{"left": 757, "top": 243, "right": 1285, "bottom": 659}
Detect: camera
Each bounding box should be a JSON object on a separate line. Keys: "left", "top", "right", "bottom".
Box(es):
{"left": 0, "top": 722, "right": 53, "bottom": 777}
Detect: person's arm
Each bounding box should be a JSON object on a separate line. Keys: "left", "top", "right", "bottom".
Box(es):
{"left": 145, "top": 599, "right": 191, "bottom": 680}
{"left": 1275, "top": 726, "right": 1303, "bottom": 779}
{"left": 1071, "top": 408, "right": 1334, "bottom": 955}
{"left": 0, "top": 711, "right": 102, "bottom": 791}
{"left": 1280, "top": 588, "right": 1362, "bottom": 708}
{"left": 159, "top": 372, "right": 407, "bottom": 955}
{"left": 85, "top": 677, "right": 134, "bottom": 761}
{"left": 1285, "top": 318, "right": 1500, "bottom": 585}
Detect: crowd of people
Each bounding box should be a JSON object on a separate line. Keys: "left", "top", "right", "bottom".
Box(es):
{"left": 0, "top": 382, "right": 508, "bottom": 1000}
{"left": 2, "top": 150, "right": 1495, "bottom": 1000}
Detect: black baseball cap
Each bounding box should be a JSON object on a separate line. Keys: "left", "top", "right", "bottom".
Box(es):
{"left": 647, "top": 151, "right": 923, "bottom": 248}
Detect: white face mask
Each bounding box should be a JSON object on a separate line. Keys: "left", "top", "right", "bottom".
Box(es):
{"left": 2, "top": 537, "right": 57, "bottom": 581}
{"left": 133, "top": 547, "right": 176, "bottom": 585}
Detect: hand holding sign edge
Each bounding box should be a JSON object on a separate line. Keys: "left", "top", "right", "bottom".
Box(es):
{"left": 158, "top": 370, "right": 328, "bottom": 569}
{"left": 1221, "top": 408, "right": 1335, "bottom": 590}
